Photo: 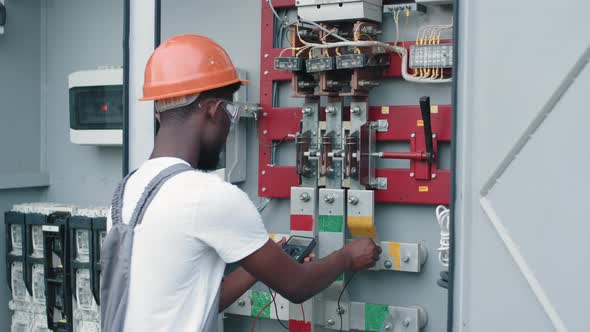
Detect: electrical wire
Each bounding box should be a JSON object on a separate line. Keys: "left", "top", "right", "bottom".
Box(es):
{"left": 267, "top": 0, "right": 285, "bottom": 27}
{"left": 251, "top": 297, "right": 274, "bottom": 332}
{"left": 293, "top": 35, "right": 451, "bottom": 83}
{"left": 268, "top": 287, "right": 290, "bottom": 330}
{"left": 257, "top": 198, "right": 273, "bottom": 212}
{"left": 337, "top": 271, "right": 357, "bottom": 332}
{"left": 301, "top": 303, "right": 306, "bottom": 322}
{"left": 393, "top": 9, "right": 401, "bottom": 46}
{"left": 436, "top": 205, "right": 450, "bottom": 267}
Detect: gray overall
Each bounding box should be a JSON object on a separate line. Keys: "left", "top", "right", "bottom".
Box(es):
{"left": 100, "top": 163, "right": 221, "bottom": 332}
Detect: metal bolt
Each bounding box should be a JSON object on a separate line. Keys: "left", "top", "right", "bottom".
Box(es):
{"left": 324, "top": 194, "right": 334, "bottom": 204}
{"left": 264, "top": 54, "right": 269, "bottom": 58}
{"left": 348, "top": 195, "right": 359, "bottom": 205}
{"left": 327, "top": 319, "right": 335, "bottom": 326}
{"left": 402, "top": 255, "right": 410, "bottom": 263}
{"left": 299, "top": 193, "right": 310, "bottom": 202}
{"left": 351, "top": 106, "right": 361, "bottom": 116}
{"left": 384, "top": 260, "right": 392, "bottom": 269}
{"left": 237, "top": 299, "right": 246, "bottom": 307}
{"left": 432, "top": 173, "right": 437, "bottom": 179}
{"left": 302, "top": 107, "right": 313, "bottom": 116}
{"left": 264, "top": 70, "right": 269, "bottom": 75}
{"left": 262, "top": 187, "right": 267, "bottom": 193}
{"left": 261, "top": 170, "right": 266, "bottom": 175}
{"left": 384, "top": 323, "right": 393, "bottom": 330}
{"left": 326, "top": 106, "right": 336, "bottom": 114}
{"left": 263, "top": 130, "right": 268, "bottom": 135}
{"left": 411, "top": 133, "right": 416, "bottom": 138}
{"left": 263, "top": 112, "right": 268, "bottom": 117}
{"left": 432, "top": 133, "right": 437, "bottom": 139}
{"left": 403, "top": 318, "right": 411, "bottom": 327}
{"left": 410, "top": 172, "right": 415, "bottom": 177}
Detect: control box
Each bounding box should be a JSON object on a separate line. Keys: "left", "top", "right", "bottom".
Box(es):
{"left": 297, "top": 0, "right": 384, "bottom": 23}
{"left": 68, "top": 67, "right": 123, "bottom": 146}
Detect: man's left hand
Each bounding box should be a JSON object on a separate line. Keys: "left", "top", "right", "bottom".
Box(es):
{"left": 277, "top": 237, "right": 316, "bottom": 263}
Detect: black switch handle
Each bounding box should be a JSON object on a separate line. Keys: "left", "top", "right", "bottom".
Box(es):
{"left": 419, "top": 96, "right": 435, "bottom": 164}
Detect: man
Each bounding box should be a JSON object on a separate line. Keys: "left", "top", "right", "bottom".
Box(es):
{"left": 100, "top": 34, "right": 381, "bottom": 332}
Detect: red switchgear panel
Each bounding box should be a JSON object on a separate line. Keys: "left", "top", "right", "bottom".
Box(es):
{"left": 258, "top": 0, "right": 451, "bottom": 205}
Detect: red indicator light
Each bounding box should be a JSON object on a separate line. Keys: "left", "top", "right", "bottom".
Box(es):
{"left": 102, "top": 104, "right": 109, "bottom": 112}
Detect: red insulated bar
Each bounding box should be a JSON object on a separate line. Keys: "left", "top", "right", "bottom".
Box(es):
{"left": 379, "top": 151, "right": 428, "bottom": 161}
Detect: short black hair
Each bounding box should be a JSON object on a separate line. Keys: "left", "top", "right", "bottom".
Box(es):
{"left": 161, "top": 82, "right": 241, "bottom": 125}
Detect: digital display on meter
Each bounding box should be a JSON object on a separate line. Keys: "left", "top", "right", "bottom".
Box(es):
{"left": 282, "top": 236, "right": 316, "bottom": 263}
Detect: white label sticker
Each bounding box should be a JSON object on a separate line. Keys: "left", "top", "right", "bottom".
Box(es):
{"left": 42, "top": 225, "right": 60, "bottom": 233}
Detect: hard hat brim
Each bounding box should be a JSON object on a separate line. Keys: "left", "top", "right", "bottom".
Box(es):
{"left": 139, "top": 78, "right": 249, "bottom": 102}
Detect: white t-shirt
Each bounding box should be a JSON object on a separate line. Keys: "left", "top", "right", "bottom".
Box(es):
{"left": 107, "top": 157, "right": 268, "bottom": 332}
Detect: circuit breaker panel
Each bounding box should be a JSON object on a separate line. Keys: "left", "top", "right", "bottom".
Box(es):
{"left": 225, "top": 0, "right": 454, "bottom": 331}
{"left": 5, "top": 204, "right": 107, "bottom": 332}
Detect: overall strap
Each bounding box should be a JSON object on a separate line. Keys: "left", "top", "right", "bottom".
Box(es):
{"left": 110, "top": 170, "right": 137, "bottom": 225}
{"left": 128, "top": 163, "right": 193, "bottom": 228}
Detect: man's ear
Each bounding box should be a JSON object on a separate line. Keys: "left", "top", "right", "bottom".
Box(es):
{"left": 204, "top": 101, "right": 223, "bottom": 123}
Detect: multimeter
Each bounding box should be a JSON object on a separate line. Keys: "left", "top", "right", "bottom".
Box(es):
{"left": 282, "top": 236, "right": 316, "bottom": 263}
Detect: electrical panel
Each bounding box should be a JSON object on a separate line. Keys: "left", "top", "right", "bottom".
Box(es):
{"left": 5, "top": 203, "right": 107, "bottom": 332}
{"left": 224, "top": 0, "right": 454, "bottom": 331}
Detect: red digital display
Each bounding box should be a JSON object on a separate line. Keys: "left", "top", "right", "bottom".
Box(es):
{"left": 102, "top": 104, "right": 109, "bottom": 112}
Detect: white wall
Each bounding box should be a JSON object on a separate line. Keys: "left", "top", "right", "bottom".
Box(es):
{"left": 0, "top": 1, "right": 46, "bottom": 330}
{"left": 42, "top": 0, "right": 123, "bottom": 206}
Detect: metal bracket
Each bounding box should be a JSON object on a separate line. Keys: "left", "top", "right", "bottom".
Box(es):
{"left": 324, "top": 299, "right": 350, "bottom": 331}
{"left": 348, "top": 303, "right": 428, "bottom": 332}
{"left": 383, "top": 306, "right": 428, "bottom": 332}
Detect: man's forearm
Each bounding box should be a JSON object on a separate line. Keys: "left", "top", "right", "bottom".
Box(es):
{"left": 218, "top": 267, "right": 257, "bottom": 312}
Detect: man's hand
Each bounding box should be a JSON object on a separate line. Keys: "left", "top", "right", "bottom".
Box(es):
{"left": 342, "top": 238, "right": 381, "bottom": 271}
{"left": 276, "top": 237, "right": 316, "bottom": 263}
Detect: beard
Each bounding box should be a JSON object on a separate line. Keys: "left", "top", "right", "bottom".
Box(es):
{"left": 197, "top": 144, "right": 223, "bottom": 171}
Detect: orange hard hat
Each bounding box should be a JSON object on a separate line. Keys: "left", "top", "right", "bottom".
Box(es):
{"left": 140, "top": 34, "right": 248, "bottom": 102}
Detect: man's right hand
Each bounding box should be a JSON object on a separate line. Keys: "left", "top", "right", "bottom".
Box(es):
{"left": 342, "top": 238, "right": 382, "bottom": 271}
{"left": 240, "top": 237, "right": 383, "bottom": 304}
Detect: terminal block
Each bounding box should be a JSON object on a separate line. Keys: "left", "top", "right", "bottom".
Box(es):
{"left": 336, "top": 54, "right": 368, "bottom": 69}
{"left": 274, "top": 57, "right": 305, "bottom": 71}
{"left": 383, "top": 3, "right": 427, "bottom": 15}
{"left": 410, "top": 44, "right": 453, "bottom": 69}
{"left": 306, "top": 57, "right": 335, "bottom": 73}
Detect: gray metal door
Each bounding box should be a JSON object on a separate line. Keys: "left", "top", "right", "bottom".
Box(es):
{"left": 454, "top": 1, "right": 590, "bottom": 331}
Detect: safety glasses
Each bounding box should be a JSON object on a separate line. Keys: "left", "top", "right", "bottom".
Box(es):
{"left": 198, "top": 98, "right": 245, "bottom": 124}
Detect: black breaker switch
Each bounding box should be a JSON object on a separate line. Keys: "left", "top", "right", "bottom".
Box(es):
{"left": 274, "top": 57, "right": 305, "bottom": 71}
